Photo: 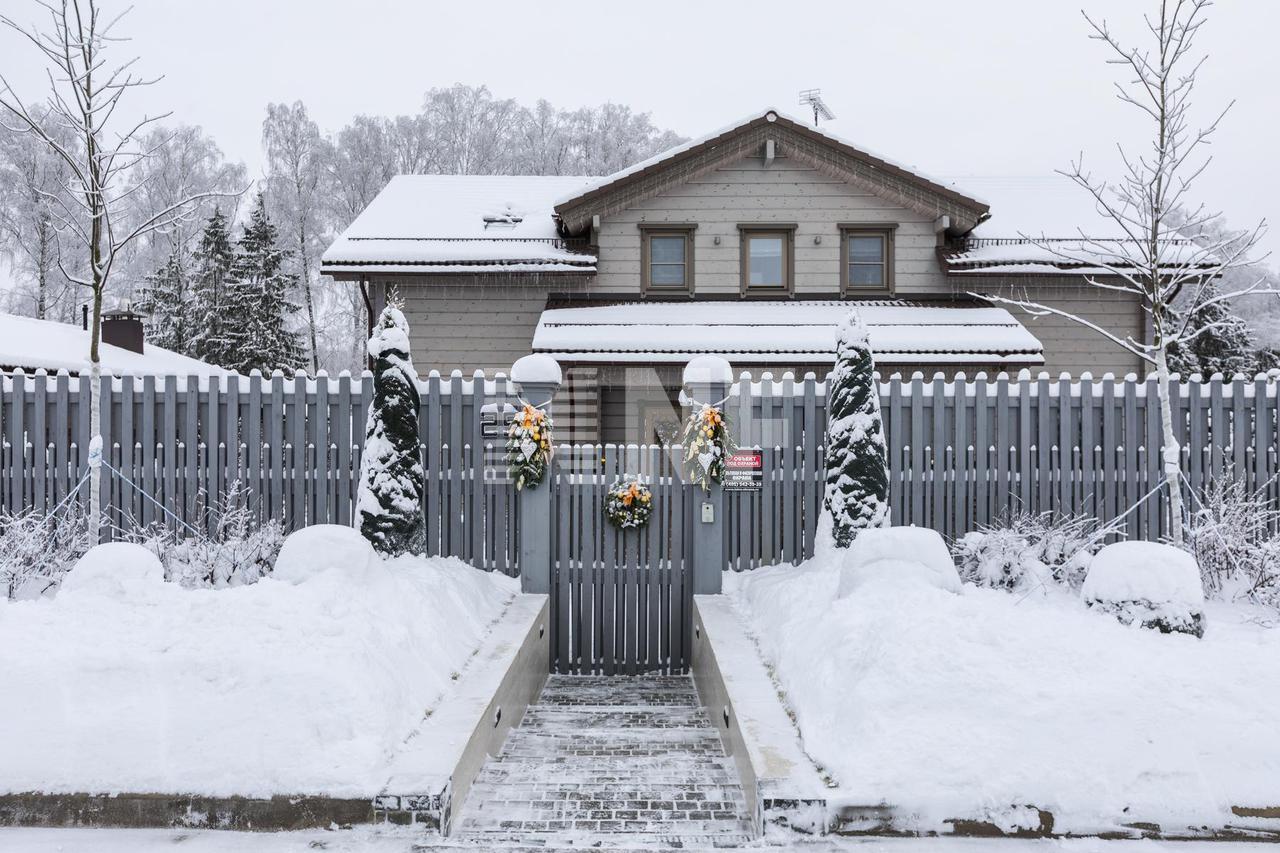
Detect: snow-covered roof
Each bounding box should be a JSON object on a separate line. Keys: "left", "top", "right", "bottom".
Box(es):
{"left": 947, "top": 237, "right": 1214, "bottom": 274}
{"left": 321, "top": 175, "right": 598, "bottom": 275}
{"left": 0, "top": 312, "right": 228, "bottom": 376}
{"left": 532, "top": 301, "right": 1043, "bottom": 365}
{"left": 944, "top": 174, "right": 1218, "bottom": 272}
{"left": 553, "top": 108, "right": 988, "bottom": 212}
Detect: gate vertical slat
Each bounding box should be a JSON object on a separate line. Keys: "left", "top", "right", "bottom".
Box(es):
{"left": 32, "top": 372, "right": 47, "bottom": 517}
{"left": 53, "top": 373, "right": 69, "bottom": 512}
{"left": 802, "top": 374, "right": 818, "bottom": 559}
{"left": 335, "top": 373, "right": 351, "bottom": 526}
{"left": 601, "top": 444, "right": 618, "bottom": 676}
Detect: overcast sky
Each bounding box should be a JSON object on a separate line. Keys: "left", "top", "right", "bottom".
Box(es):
{"left": 1, "top": 0, "right": 1277, "bottom": 291}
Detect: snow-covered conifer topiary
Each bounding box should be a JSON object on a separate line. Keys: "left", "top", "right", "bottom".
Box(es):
{"left": 1082, "top": 541, "right": 1206, "bottom": 638}
{"left": 824, "top": 309, "right": 889, "bottom": 546}
{"left": 357, "top": 304, "right": 425, "bottom": 556}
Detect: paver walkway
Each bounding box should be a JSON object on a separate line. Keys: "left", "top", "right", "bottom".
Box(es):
{"left": 452, "top": 674, "right": 754, "bottom": 849}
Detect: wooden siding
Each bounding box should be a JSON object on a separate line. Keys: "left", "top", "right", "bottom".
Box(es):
{"left": 955, "top": 275, "right": 1146, "bottom": 377}
{"left": 383, "top": 274, "right": 581, "bottom": 375}
{"left": 592, "top": 154, "right": 949, "bottom": 296}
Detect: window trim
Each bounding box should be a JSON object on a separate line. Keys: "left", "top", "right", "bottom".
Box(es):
{"left": 738, "top": 223, "right": 797, "bottom": 296}
{"left": 640, "top": 223, "right": 697, "bottom": 296}
{"left": 839, "top": 223, "right": 897, "bottom": 295}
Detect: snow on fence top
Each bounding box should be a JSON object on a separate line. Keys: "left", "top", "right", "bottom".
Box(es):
{"left": 321, "top": 175, "right": 598, "bottom": 272}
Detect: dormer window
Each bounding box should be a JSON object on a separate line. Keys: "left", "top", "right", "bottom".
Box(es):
{"left": 840, "top": 224, "right": 896, "bottom": 294}
{"left": 640, "top": 224, "right": 696, "bottom": 295}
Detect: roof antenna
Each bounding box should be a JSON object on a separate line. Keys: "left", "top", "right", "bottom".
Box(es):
{"left": 798, "top": 89, "right": 835, "bottom": 126}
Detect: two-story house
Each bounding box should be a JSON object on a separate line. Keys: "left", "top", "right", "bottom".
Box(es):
{"left": 322, "top": 109, "right": 1147, "bottom": 444}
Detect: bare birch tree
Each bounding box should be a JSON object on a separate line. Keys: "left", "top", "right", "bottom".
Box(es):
{"left": 975, "top": 0, "right": 1269, "bottom": 544}
{"left": 0, "top": 0, "right": 237, "bottom": 543}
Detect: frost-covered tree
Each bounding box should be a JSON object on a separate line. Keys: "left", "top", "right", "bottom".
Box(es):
{"left": 975, "top": 0, "right": 1270, "bottom": 544}
{"left": 824, "top": 310, "right": 890, "bottom": 547}
{"left": 357, "top": 305, "right": 424, "bottom": 556}
{"left": 0, "top": 0, "right": 234, "bottom": 543}
{"left": 262, "top": 101, "right": 330, "bottom": 373}
{"left": 222, "top": 193, "right": 303, "bottom": 374}
{"left": 137, "top": 247, "right": 190, "bottom": 353}
{"left": 0, "top": 108, "right": 75, "bottom": 321}
{"left": 189, "top": 209, "right": 236, "bottom": 367}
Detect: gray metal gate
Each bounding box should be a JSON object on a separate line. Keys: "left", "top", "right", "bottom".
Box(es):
{"left": 550, "top": 444, "right": 692, "bottom": 675}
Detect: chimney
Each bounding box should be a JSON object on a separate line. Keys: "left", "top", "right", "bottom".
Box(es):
{"left": 101, "top": 301, "right": 145, "bottom": 354}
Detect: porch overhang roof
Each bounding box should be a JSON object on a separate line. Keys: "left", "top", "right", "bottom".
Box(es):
{"left": 531, "top": 300, "right": 1044, "bottom": 366}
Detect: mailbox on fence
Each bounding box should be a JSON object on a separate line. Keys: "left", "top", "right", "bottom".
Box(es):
{"left": 723, "top": 449, "right": 763, "bottom": 492}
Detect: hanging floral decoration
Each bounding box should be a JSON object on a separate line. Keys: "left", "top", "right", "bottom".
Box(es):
{"left": 506, "top": 403, "right": 553, "bottom": 490}
{"left": 604, "top": 476, "right": 653, "bottom": 530}
{"left": 681, "top": 404, "right": 734, "bottom": 491}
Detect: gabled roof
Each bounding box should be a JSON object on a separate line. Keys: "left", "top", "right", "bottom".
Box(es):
{"left": 553, "top": 109, "right": 991, "bottom": 235}
{"left": 532, "top": 300, "right": 1043, "bottom": 366}
{"left": 320, "top": 175, "right": 598, "bottom": 277}
{"left": 0, "top": 312, "right": 228, "bottom": 376}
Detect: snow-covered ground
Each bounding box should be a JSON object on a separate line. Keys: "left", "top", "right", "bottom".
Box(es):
{"left": 728, "top": 540, "right": 1280, "bottom": 834}
{"left": 1, "top": 827, "right": 1276, "bottom": 852}
{"left": 0, "top": 529, "right": 516, "bottom": 797}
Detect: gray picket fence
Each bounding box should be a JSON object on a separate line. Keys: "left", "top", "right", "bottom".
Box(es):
{"left": 4, "top": 368, "right": 1280, "bottom": 575}
{"left": 0, "top": 369, "right": 522, "bottom": 574}
{"left": 725, "top": 370, "right": 1280, "bottom": 570}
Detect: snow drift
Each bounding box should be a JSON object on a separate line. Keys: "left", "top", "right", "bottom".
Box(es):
{"left": 729, "top": 539, "right": 1280, "bottom": 833}
{"left": 0, "top": 530, "right": 516, "bottom": 797}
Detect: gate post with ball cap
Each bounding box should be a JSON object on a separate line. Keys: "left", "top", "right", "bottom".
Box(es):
{"left": 683, "top": 355, "right": 732, "bottom": 595}
{"left": 511, "top": 354, "right": 561, "bottom": 594}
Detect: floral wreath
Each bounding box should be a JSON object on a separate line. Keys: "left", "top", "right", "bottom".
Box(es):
{"left": 604, "top": 476, "right": 653, "bottom": 530}
{"left": 506, "top": 403, "right": 553, "bottom": 490}
{"left": 681, "top": 404, "right": 734, "bottom": 491}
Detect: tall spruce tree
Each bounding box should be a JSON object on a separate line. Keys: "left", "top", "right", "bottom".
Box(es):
{"left": 223, "top": 193, "right": 304, "bottom": 374}
{"left": 357, "top": 304, "right": 425, "bottom": 556}
{"left": 824, "top": 310, "right": 890, "bottom": 547}
{"left": 137, "top": 246, "right": 190, "bottom": 353}
{"left": 1166, "top": 286, "right": 1255, "bottom": 378}
{"left": 189, "top": 208, "right": 236, "bottom": 367}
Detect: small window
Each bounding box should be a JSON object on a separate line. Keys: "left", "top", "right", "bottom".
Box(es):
{"left": 641, "top": 225, "right": 695, "bottom": 294}
{"left": 739, "top": 226, "right": 795, "bottom": 294}
{"left": 840, "top": 226, "right": 895, "bottom": 294}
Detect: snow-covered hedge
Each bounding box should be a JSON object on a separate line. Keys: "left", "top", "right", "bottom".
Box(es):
{"left": 1082, "top": 541, "right": 1206, "bottom": 637}
{"left": 129, "top": 484, "right": 284, "bottom": 588}
{"left": 1183, "top": 475, "right": 1280, "bottom": 609}
{"left": 953, "top": 512, "right": 1100, "bottom": 593}
{"left": 0, "top": 504, "right": 90, "bottom": 600}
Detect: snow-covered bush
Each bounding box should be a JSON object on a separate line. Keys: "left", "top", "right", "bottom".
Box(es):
{"left": 953, "top": 512, "right": 1101, "bottom": 593}
{"left": 0, "top": 503, "right": 90, "bottom": 600}
{"left": 60, "top": 542, "right": 165, "bottom": 600}
{"left": 131, "top": 484, "right": 284, "bottom": 588}
{"left": 824, "top": 309, "right": 890, "bottom": 545}
{"left": 274, "top": 524, "right": 377, "bottom": 585}
{"left": 1082, "top": 541, "right": 1206, "bottom": 638}
{"left": 837, "top": 526, "right": 962, "bottom": 596}
{"left": 1182, "top": 475, "right": 1280, "bottom": 609}
{"left": 357, "top": 304, "right": 425, "bottom": 555}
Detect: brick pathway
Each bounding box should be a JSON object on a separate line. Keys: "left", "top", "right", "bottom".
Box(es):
{"left": 452, "top": 674, "right": 754, "bottom": 849}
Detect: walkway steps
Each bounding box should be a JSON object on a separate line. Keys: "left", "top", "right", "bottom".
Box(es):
{"left": 452, "top": 674, "right": 753, "bottom": 849}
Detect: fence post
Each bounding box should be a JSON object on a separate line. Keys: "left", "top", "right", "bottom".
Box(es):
{"left": 684, "top": 356, "right": 732, "bottom": 595}
{"left": 512, "top": 354, "right": 562, "bottom": 594}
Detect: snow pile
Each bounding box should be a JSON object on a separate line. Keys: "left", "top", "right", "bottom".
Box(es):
{"left": 837, "top": 527, "right": 960, "bottom": 596}
{"left": 1082, "top": 541, "right": 1206, "bottom": 637}
{"left": 0, "top": 529, "right": 516, "bottom": 797}
{"left": 729, "top": 540, "right": 1280, "bottom": 832}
